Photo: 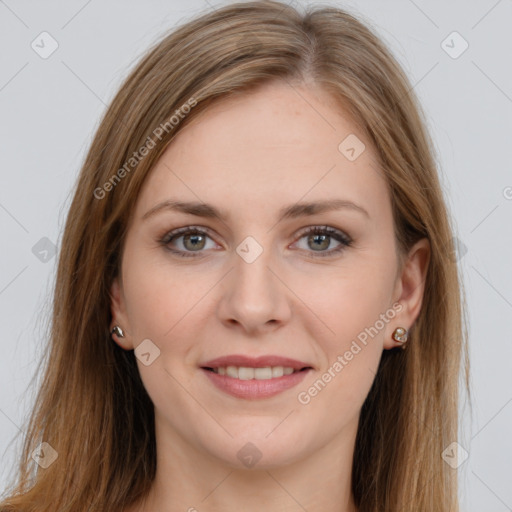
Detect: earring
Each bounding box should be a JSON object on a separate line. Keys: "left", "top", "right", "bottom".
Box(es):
{"left": 392, "top": 327, "right": 408, "bottom": 350}
{"left": 111, "top": 325, "right": 125, "bottom": 338}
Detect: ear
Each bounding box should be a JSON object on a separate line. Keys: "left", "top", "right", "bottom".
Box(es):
{"left": 109, "top": 276, "right": 135, "bottom": 350}
{"left": 384, "top": 237, "right": 431, "bottom": 350}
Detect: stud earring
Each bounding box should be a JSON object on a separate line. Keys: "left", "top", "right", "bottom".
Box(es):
{"left": 392, "top": 327, "right": 408, "bottom": 350}
{"left": 111, "top": 325, "right": 125, "bottom": 338}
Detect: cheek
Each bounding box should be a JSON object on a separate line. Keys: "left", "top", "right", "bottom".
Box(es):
{"left": 296, "top": 286, "right": 388, "bottom": 422}
{"left": 297, "top": 259, "right": 394, "bottom": 406}
{"left": 298, "top": 261, "right": 395, "bottom": 346}
{"left": 122, "top": 252, "right": 210, "bottom": 341}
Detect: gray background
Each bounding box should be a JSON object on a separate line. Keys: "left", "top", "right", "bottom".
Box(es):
{"left": 1, "top": 0, "right": 511, "bottom": 510}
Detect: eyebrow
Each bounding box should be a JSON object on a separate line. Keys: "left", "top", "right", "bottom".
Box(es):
{"left": 142, "top": 198, "right": 370, "bottom": 223}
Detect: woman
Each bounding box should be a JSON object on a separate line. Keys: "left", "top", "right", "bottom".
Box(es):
{"left": 0, "top": 1, "right": 470, "bottom": 511}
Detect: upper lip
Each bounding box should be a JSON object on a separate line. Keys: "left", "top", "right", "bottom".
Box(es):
{"left": 201, "top": 354, "right": 313, "bottom": 370}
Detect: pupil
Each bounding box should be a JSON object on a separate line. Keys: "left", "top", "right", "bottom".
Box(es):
{"left": 185, "top": 234, "right": 204, "bottom": 250}
{"left": 310, "top": 234, "right": 328, "bottom": 251}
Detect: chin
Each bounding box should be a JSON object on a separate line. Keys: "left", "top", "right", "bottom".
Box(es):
{"left": 203, "top": 434, "right": 310, "bottom": 471}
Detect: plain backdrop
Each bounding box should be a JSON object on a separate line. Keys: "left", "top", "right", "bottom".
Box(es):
{"left": 1, "top": 0, "right": 511, "bottom": 510}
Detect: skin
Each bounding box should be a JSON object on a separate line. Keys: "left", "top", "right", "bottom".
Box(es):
{"left": 111, "top": 80, "right": 430, "bottom": 512}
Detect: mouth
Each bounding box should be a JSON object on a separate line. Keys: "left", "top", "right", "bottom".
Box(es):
{"left": 200, "top": 363, "right": 313, "bottom": 399}
{"left": 199, "top": 354, "right": 314, "bottom": 399}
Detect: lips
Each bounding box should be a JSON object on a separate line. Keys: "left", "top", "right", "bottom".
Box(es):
{"left": 201, "top": 365, "right": 312, "bottom": 399}
{"left": 200, "top": 354, "right": 313, "bottom": 371}
{"left": 199, "top": 354, "right": 314, "bottom": 399}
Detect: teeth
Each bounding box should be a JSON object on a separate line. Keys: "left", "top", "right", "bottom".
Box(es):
{"left": 272, "top": 366, "right": 283, "bottom": 378}
{"left": 212, "top": 366, "right": 299, "bottom": 380}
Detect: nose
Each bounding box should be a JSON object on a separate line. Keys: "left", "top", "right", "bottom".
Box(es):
{"left": 217, "top": 240, "right": 292, "bottom": 335}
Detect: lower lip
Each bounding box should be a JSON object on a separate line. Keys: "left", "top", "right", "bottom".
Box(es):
{"left": 201, "top": 368, "right": 311, "bottom": 399}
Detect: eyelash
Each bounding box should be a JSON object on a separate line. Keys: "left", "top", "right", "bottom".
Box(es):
{"left": 158, "top": 225, "right": 353, "bottom": 259}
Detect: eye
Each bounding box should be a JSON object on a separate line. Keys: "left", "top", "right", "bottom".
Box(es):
{"left": 159, "top": 226, "right": 219, "bottom": 258}
{"left": 292, "top": 226, "right": 352, "bottom": 258}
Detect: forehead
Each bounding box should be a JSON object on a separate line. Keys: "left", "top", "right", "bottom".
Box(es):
{"left": 134, "top": 81, "right": 389, "bottom": 224}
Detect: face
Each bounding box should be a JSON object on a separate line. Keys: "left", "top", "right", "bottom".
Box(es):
{"left": 110, "top": 80, "right": 428, "bottom": 470}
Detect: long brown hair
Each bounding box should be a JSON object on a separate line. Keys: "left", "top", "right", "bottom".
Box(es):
{"left": 0, "top": 1, "right": 470, "bottom": 510}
